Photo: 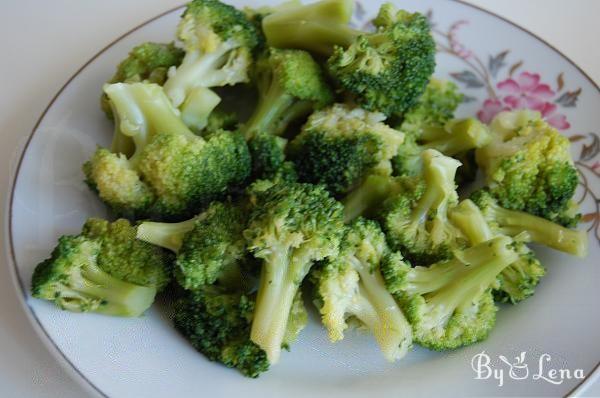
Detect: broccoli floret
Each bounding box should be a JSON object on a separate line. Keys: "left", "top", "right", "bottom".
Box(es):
{"left": 173, "top": 287, "right": 269, "bottom": 378}
{"left": 244, "top": 183, "right": 344, "bottom": 363}
{"left": 84, "top": 82, "right": 251, "bottom": 221}
{"left": 393, "top": 118, "right": 491, "bottom": 177}
{"left": 244, "top": 48, "right": 333, "bottom": 140}
{"left": 476, "top": 110, "right": 579, "bottom": 225}
{"left": 163, "top": 0, "right": 260, "bottom": 110}
{"left": 263, "top": 1, "right": 436, "bottom": 116}
{"left": 82, "top": 218, "right": 171, "bottom": 290}
{"left": 379, "top": 149, "right": 466, "bottom": 264}
{"left": 311, "top": 219, "right": 412, "bottom": 361}
{"left": 137, "top": 201, "right": 249, "bottom": 291}
{"left": 449, "top": 199, "right": 545, "bottom": 304}
{"left": 288, "top": 104, "right": 404, "bottom": 195}
{"left": 101, "top": 42, "right": 184, "bottom": 122}
{"left": 31, "top": 218, "right": 172, "bottom": 316}
{"left": 248, "top": 132, "right": 287, "bottom": 177}
{"left": 382, "top": 236, "right": 520, "bottom": 350}
{"left": 471, "top": 190, "right": 588, "bottom": 258}
{"left": 396, "top": 79, "right": 463, "bottom": 139}
{"left": 179, "top": 86, "right": 223, "bottom": 132}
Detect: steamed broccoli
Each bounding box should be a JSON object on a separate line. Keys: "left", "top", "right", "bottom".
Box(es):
{"left": 311, "top": 218, "right": 413, "bottom": 361}
{"left": 163, "top": 0, "right": 260, "bottom": 109}
{"left": 396, "top": 79, "right": 464, "bottom": 140}
{"left": 244, "top": 183, "right": 344, "bottom": 363}
{"left": 393, "top": 118, "right": 491, "bottom": 177}
{"left": 244, "top": 48, "right": 333, "bottom": 140}
{"left": 31, "top": 218, "right": 172, "bottom": 316}
{"left": 137, "top": 201, "right": 249, "bottom": 290}
{"left": 288, "top": 104, "right": 404, "bottom": 195}
{"left": 379, "top": 149, "right": 466, "bottom": 264}
{"left": 475, "top": 110, "right": 579, "bottom": 226}
{"left": 174, "top": 287, "right": 269, "bottom": 377}
{"left": 84, "top": 82, "right": 250, "bottom": 221}
{"left": 449, "top": 199, "right": 545, "bottom": 304}
{"left": 471, "top": 190, "right": 588, "bottom": 258}
{"left": 100, "top": 42, "right": 184, "bottom": 121}
{"left": 263, "top": 1, "right": 436, "bottom": 116}
{"left": 383, "top": 236, "right": 519, "bottom": 350}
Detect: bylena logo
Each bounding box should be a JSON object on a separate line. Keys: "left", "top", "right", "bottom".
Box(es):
{"left": 471, "top": 351, "right": 585, "bottom": 387}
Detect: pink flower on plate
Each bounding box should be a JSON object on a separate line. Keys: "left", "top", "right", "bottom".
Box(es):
{"left": 539, "top": 102, "right": 570, "bottom": 130}
{"left": 448, "top": 21, "right": 472, "bottom": 59}
{"left": 497, "top": 72, "right": 555, "bottom": 111}
{"left": 477, "top": 98, "right": 510, "bottom": 124}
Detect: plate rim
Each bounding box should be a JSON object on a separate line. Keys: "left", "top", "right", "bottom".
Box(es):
{"left": 5, "top": 1, "right": 599, "bottom": 396}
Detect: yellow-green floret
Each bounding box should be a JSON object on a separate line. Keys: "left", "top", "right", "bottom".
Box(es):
{"left": 311, "top": 218, "right": 413, "bottom": 361}
{"left": 244, "top": 48, "right": 333, "bottom": 139}
{"left": 382, "top": 236, "right": 519, "bottom": 350}
{"left": 475, "top": 110, "right": 579, "bottom": 226}
{"left": 289, "top": 103, "right": 404, "bottom": 195}
{"left": 244, "top": 183, "right": 345, "bottom": 363}
{"left": 31, "top": 218, "right": 172, "bottom": 317}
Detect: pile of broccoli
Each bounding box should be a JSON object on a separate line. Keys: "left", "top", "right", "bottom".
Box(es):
{"left": 31, "top": 0, "right": 588, "bottom": 379}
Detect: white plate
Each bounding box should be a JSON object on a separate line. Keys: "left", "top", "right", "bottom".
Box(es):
{"left": 6, "top": 1, "right": 600, "bottom": 396}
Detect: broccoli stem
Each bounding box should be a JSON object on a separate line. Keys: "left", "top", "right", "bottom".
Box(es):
{"left": 136, "top": 218, "right": 197, "bottom": 252}
{"left": 409, "top": 151, "right": 460, "bottom": 243}
{"left": 414, "top": 237, "right": 517, "bottom": 322}
{"left": 342, "top": 175, "right": 402, "bottom": 223}
{"left": 349, "top": 257, "right": 412, "bottom": 361}
{"left": 263, "top": 0, "right": 357, "bottom": 55}
{"left": 251, "top": 247, "right": 308, "bottom": 364}
{"left": 69, "top": 262, "right": 156, "bottom": 317}
{"left": 244, "top": 89, "right": 296, "bottom": 140}
{"left": 104, "top": 83, "right": 196, "bottom": 165}
{"left": 489, "top": 202, "right": 588, "bottom": 257}
{"left": 422, "top": 119, "right": 492, "bottom": 156}
{"left": 180, "top": 87, "right": 221, "bottom": 131}
{"left": 449, "top": 199, "right": 494, "bottom": 244}
{"left": 163, "top": 43, "right": 236, "bottom": 107}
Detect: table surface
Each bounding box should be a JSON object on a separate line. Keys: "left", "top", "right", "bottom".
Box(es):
{"left": 1, "top": 1, "right": 599, "bottom": 397}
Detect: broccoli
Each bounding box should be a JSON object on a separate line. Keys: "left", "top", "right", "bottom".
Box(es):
{"left": 179, "top": 86, "right": 223, "bottom": 132}
{"left": 396, "top": 79, "right": 463, "bottom": 139}
{"left": 31, "top": 218, "right": 172, "bottom": 317}
{"left": 311, "top": 218, "right": 413, "bottom": 361}
{"left": 449, "top": 199, "right": 545, "bottom": 304}
{"left": 263, "top": 1, "right": 436, "bottom": 116}
{"left": 288, "top": 104, "right": 404, "bottom": 195}
{"left": 393, "top": 118, "right": 491, "bottom": 177}
{"left": 163, "top": 0, "right": 260, "bottom": 110}
{"left": 137, "top": 201, "right": 249, "bottom": 291}
{"left": 204, "top": 109, "right": 240, "bottom": 134}
{"left": 84, "top": 82, "right": 251, "bottom": 221}
{"left": 244, "top": 183, "right": 345, "bottom": 363}
{"left": 174, "top": 287, "right": 269, "bottom": 377}
{"left": 379, "top": 149, "right": 466, "bottom": 264}
{"left": 471, "top": 190, "right": 588, "bottom": 258}
{"left": 248, "top": 132, "right": 288, "bottom": 178}
{"left": 475, "top": 110, "right": 580, "bottom": 226}
{"left": 382, "top": 236, "right": 520, "bottom": 350}
{"left": 100, "top": 42, "right": 184, "bottom": 122}
{"left": 244, "top": 48, "right": 333, "bottom": 140}
{"left": 341, "top": 174, "right": 404, "bottom": 223}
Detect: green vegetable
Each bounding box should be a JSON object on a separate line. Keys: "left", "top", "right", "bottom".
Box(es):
{"left": 263, "top": 1, "right": 436, "bottom": 116}
{"left": 163, "top": 0, "right": 260, "bottom": 109}
{"left": 31, "top": 218, "right": 171, "bottom": 316}
{"left": 245, "top": 183, "right": 344, "bottom": 363}
{"left": 289, "top": 103, "right": 404, "bottom": 195}
{"left": 383, "top": 236, "right": 519, "bottom": 350}
{"left": 475, "top": 110, "right": 579, "bottom": 226}
{"left": 84, "top": 82, "right": 250, "bottom": 221}
{"left": 244, "top": 48, "right": 333, "bottom": 139}
{"left": 312, "top": 218, "right": 413, "bottom": 361}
